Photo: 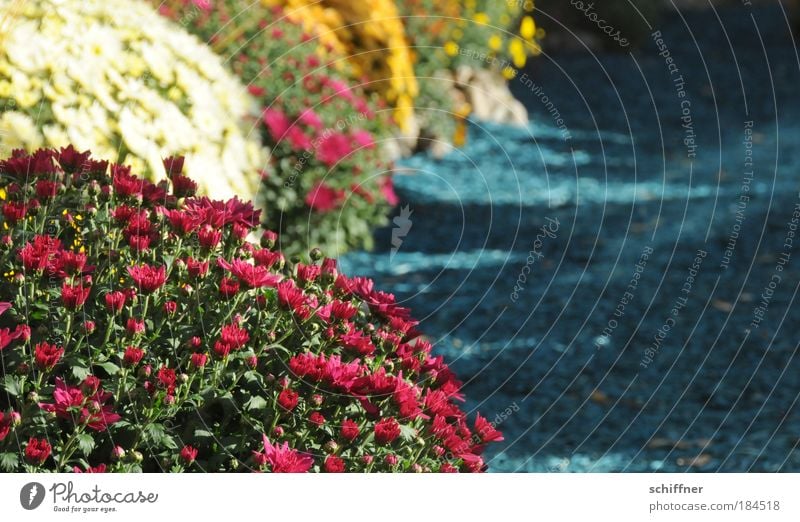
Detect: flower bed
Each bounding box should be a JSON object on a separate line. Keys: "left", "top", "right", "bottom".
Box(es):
{"left": 0, "top": 146, "right": 501, "bottom": 472}
{"left": 156, "top": 1, "right": 397, "bottom": 257}
{"left": 400, "top": 0, "right": 539, "bottom": 146}
{"left": 259, "top": 0, "right": 419, "bottom": 132}
{"left": 0, "top": 0, "right": 266, "bottom": 200}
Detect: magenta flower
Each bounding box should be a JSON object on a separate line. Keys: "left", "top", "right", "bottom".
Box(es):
{"left": 263, "top": 108, "right": 291, "bottom": 140}
{"left": 127, "top": 264, "right": 167, "bottom": 293}
{"left": 217, "top": 258, "right": 282, "bottom": 289}
{"left": 38, "top": 378, "right": 121, "bottom": 432}
{"left": 305, "top": 182, "right": 344, "bottom": 212}
{"left": 258, "top": 435, "right": 313, "bottom": 473}
{"left": 317, "top": 133, "right": 353, "bottom": 166}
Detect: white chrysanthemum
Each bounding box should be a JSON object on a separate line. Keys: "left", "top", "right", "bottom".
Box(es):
{"left": 0, "top": 0, "right": 267, "bottom": 200}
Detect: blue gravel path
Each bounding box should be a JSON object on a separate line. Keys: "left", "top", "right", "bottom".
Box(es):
{"left": 342, "top": 5, "right": 800, "bottom": 472}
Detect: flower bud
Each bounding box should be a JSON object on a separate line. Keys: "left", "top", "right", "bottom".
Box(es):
{"left": 0, "top": 235, "right": 12, "bottom": 249}
{"left": 323, "top": 440, "right": 339, "bottom": 454}
{"left": 81, "top": 376, "right": 101, "bottom": 396}
{"left": 311, "top": 394, "right": 324, "bottom": 406}
{"left": 88, "top": 401, "right": 102, "bottom": 414}
{"left": 189, "top": 353, "right": 207, "bottom": 370}
{"left": 164, "top": 394, "right": 175, "bottom": 406}
{"left": 138, "top": 364, "right": 152, "bottom": 378}
{"left": 27, "top": 391, "right": 39, "bottom": 403}
{"left": 131, "top": 450, "right": 144, "bottom": 463}
{"left": 10, "top": 411, "right": 21, "bottom": 426}
{"left": 83, "top": 320, "right": 96, "bottom": 334}
{"left": 111, "top": 446, "right": 125, "bottom": 461}
{"left": 16, "top": 362, "right": 29, "bottom": 375}
{"left": 260, "top": 230, "right": 277, "bottom": 249}
{"left": 309, "top": 247, "right": 323, "bottom": 261}
{"left": 272, "top": 426, "right": 284, "bottom": 437}
{"left": 179, "top": 373, "right": 189, "bottom": 384}
{"left": 361, "top": 455, "right": 373, "bottom": 465}
{"left": 246, "top": 355, "right": 258, "bottom": 369}
{"left": 384, "top": 454, "right": 398, "bottom": 466}
{"left": 179, "top": 445, "right": 198, "bottom": 465}
{"left": 88, "top": 180, "right": 101, "bottom": 196}
{"left": 412, "top": 464, "right": 423, "bottom": 473}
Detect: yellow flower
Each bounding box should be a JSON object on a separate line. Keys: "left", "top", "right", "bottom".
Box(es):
{"left": 473, "top": 12, "right": 489, "bottom": 25}
{"left": 488, "top": 34, "right": 502, "bottom": 51}
{"left": 509, "top": 38, "right": 527, "bottom": 68}
{"left": 262, "top": 0, "right": 418, "bottom": 130}
{"left": 444, "top": 41, "right": 459, "bottom": 57}
{"left": 520, "top": 16, "right": 536, "bottom": 41}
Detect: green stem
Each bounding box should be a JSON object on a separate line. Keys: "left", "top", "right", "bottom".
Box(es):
{"left": 62, "top": 313, "right": 73, "bottom": 348}
{"left": 101, "top": 314, "right": 116, "bottom": 348}
{"left": 57, "top": 425, "right": 84, "bottom": 471}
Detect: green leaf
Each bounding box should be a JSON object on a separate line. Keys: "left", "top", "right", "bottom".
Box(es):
{"left": 97, "top": 361, "right": 120, "bottom": 376}
{"left": 76, "top": 433, "right": 95, "bottom": 455}
{"left": 71, "top": 365, "right": 91, "bottom": 381}
{"left": 160, "top": 435, "right": 178, "bottom": 450}
{"left": 244, "top": 396, "right": 268, "bottom": 411}
{"left": 144, "top": 424, "right": 167, "bottom": 444}
{"left": 2, "top": 375, "right": 22, "bottom": 396}
{"left": 0, "top": 452, "right": 18, "bottom": 472}
{"left": 193, "top": 429, "right": 214, "bottom": 439}
{"left": 399, "top": 424, "right": 417, "bottom": 442}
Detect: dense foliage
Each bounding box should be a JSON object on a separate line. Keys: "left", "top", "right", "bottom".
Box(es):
{"left": 259, "top": 0, "right": 419, "bottom": 132}
{"left": 0, "top": 147, "right": 501, "bottom": 472}
{"left": 156, "top": 0, "right": 397, "bottom": 257}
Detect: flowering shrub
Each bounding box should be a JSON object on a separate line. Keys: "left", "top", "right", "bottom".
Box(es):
{"left": 0, "top": 0, "right": 266, "bottom": 200}
{"left": 402, "top": 0, "right": 539, "bottom": 76}
{"left": 155, "top": 1, "right": 397, "bottom": 257}
{"left": 0, "top": 147, "right": 501, "bottom": 472}
{"left": 260, "top": 0, "right": 419, "bottom": 132}
{"left": 399, "top": 0, "right": 540, "bottom": 144}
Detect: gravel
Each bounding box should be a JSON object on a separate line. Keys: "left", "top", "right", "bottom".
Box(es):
{"left": 342, "top": 5, "right": 800, "bottom": 472}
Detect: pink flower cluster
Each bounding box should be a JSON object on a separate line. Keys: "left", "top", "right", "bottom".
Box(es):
{"left": 0, "top": 147, "right": 500, "bottom": 473}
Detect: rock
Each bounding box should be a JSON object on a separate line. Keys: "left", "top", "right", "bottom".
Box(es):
{"left": 383, "top": 112, "right": 421, "bottom": 161}
{"left": 455, "top": 66, "right": 529, "bottom": 127}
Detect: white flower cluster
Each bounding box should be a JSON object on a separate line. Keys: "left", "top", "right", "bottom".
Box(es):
{"left": 0, "top": 0, "right": 267, "bottom": 199}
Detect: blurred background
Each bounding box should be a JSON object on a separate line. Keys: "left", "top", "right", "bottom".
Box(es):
{"left": 341, "top": 0, "right": 800, "bottom": 472}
